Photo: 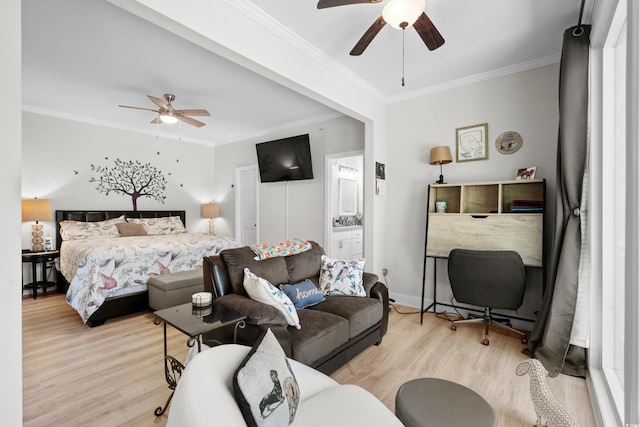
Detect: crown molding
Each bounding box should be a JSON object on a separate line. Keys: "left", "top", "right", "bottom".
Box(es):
{"left": 222, "top": 0, "right": 388, "bottom": 102}
{"left": 22, "top": 105, "right": 217, "bottom": 147}
{"left": 386, "top": 53, "right": 562, "bottom": 104}
{"left": 214, "top": 111, "right": 344, "bottom": 146}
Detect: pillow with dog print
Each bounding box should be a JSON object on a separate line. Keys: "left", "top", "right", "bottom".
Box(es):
{"left": 234, "top": 328, "right": 300, "bottom": 426}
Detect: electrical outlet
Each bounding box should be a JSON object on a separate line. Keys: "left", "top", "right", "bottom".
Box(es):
{"left": 382, "top": 268, "right": 388, "bottom": 276}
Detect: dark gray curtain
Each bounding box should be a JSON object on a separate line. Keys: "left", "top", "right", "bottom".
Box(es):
{"left": 523, "top": 25, "right": 591, "bottom": 378}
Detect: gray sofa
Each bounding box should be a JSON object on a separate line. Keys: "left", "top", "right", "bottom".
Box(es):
{"left": 202, "top": 241, "right": 389, "bottom": 374}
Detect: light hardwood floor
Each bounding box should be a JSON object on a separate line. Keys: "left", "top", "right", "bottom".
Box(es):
{"left": 23, "top": 294, "right": 595, "bottom": 426}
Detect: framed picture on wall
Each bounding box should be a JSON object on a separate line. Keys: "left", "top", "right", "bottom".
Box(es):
{"left": 456, "top": 123, "right": 489, "bottom": 162}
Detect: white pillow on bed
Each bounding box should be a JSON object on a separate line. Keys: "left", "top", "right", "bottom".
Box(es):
{"left": 127, "top": 216, "right": 186, "bottom": 235}
{"left": 59, "top": 215, "right": 125, "bottom": 241}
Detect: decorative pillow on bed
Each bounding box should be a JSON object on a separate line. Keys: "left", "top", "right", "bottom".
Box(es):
{"left": 127, "top": 216, "right": 186, "bottom": 235}
{"left": 243, "top": 268, "right": 300, "bottom": 329}
{"left": 115, "top": 222, "right": 148, "bottom": 237}
{"left": 279, "top": 279, "right": 324, "bottom": 310}
{"left": 59, "top": 215, "right": 125, "bottom": 241}
{"left": 319, "top": 255, "right": 366, "bottom": 297}
{"left": 250, "top": 239, "right": 312, "bottom": 260}
{"left": 234, "top": 328, "right": 300, "bottom": 426}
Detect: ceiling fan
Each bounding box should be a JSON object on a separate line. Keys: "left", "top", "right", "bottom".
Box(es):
{"left": 118, "top": 93, "right": 211, "bottom": 128}
{"left": 317, "top": 0, "right": 445, "bottom": 56}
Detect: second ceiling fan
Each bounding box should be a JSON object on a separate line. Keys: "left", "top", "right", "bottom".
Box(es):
{"left": 317, "top": 0, "right": 445, "bottom": 56}
{"left": 119, "top": 93, "right": 210, "bottom": 128}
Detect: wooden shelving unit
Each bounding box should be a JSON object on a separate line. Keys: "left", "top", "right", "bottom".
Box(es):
{"left": 420, "top": 179, "right": 546, "bottom": 323}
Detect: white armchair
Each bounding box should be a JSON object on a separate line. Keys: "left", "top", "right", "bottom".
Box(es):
{"left": 167, "top": 344, "right": 401, "bottom": 426}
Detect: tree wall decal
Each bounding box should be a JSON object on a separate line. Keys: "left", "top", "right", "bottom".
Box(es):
{"left": 89, "top": 158, "right": 167, "bottom": 211}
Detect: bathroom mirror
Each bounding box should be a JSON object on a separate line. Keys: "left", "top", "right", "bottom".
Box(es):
{"left": 338, "top": 178, "right": 358, "bottom": 216}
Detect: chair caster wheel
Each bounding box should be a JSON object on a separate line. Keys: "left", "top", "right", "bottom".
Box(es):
{"left": 521, "top": 337, "right": 528, "bottom": 344}
{"left": 450, "top": 324, "right": 457, "bottom": 331}
{"left": 482, "top": 338, "right": 489, "bottom": 346}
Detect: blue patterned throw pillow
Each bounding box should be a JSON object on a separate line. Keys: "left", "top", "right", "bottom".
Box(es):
{"left": 280, "top": 279, "right": 325, "bottom": 310}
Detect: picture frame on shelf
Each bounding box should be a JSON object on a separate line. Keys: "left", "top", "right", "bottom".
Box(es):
{"left": 456, "top": 123, "right": 488, "bottom": 162}
{"left": 516, "top": 166, "right": 537, "bottom": 180}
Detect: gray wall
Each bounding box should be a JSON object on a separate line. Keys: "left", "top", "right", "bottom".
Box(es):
{"left": 383, "top": 64, "right": 560, "bottom": 326}
{"left": 22, "top": 112, "right": 218, "bottom": 248}
{"left": 212, "top": 115, "right": 365, "bottom": 247}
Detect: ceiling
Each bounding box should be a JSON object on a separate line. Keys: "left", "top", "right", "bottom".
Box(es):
{"left": 22, "top": 0, "right": 588, "bottom": 147}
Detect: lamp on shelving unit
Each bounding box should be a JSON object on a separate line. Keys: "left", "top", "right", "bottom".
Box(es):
{"left": 201, "top": 203, "right": 220, "bottom": 235}
{"left": 429, "top": 146, "right": 453, "bottom": 184}
{"left": 22, "top": 198, "right": 52, "bottom": 252}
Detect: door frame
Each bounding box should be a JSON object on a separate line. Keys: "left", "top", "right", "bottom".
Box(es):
{"left": 234, "top": 164, "right": 259, "bottom": 245}
{"left": 324, "top": 150, "right": 364, "bottom": 253}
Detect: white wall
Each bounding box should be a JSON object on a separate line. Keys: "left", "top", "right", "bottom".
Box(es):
{"left": 213, "top": 115, "right": 365, "bottom": 247}
{"left": 384, "top": 64, "right": 560, "bottom": 324}
{"left": 2, "top": 0, "right": 22, "bottom": 423}
{"left": 22, "top": 112, "right": 219, "bottom": 248}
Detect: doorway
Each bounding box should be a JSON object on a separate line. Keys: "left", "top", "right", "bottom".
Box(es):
{"left": 234, "top": 165, "right": 259, "bottom": 245}
{"left": 324, "top": 150, "right": 364, "bottom": 258}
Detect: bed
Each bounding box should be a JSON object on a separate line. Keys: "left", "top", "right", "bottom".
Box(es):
{"left": 56, "top": 210, "right": 239, "bottom": 327}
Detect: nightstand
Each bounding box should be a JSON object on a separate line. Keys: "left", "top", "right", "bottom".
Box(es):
{"left": 22, "top": 250, "right": 60, "bottom": 299}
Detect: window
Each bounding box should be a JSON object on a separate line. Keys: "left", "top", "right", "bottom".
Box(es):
{"left": 591, "top": 0, "right": 640, "bottom": 424}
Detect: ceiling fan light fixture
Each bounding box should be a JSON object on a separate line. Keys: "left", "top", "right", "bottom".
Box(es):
{"left": 159, "top": 111, "right": 178, "bottom": 124}
{"left": 382, "top": 0, "right": 425, "bottom": 29}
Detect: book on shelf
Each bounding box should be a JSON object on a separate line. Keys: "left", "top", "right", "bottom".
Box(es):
{"left": 510, "top": 199, "right": 543, "bottom": 213}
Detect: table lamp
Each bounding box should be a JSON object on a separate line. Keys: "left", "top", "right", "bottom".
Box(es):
{"left": 201, "top": 203, "right": 220, "bottom": 235}
{"left": 22, "top": 198, "right": 53, "bottom": 252}
{"left": 429, "top": 146, "right": 453, "bottom": 184}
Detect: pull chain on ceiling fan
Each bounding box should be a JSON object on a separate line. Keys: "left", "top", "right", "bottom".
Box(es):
{"left": 317, "top": 0, "right": 445, "bottom": 57}
{"left": 119, "top": 93, "right": 211, "bottom": 128}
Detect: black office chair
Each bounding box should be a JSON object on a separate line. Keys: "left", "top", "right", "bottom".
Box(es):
{"left": 447, "top": 248, "right": 527, "bottom": 346}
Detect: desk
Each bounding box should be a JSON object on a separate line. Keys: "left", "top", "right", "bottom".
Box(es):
{"left": 153, "top": 301, "right": 246, "bottom": 416}
{"left": 22, "top": 250, "right": 60, "bottom": 299}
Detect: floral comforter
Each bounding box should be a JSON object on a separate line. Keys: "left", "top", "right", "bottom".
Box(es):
{"left": 62, "top": 234, "right": 239, "bottom": 323}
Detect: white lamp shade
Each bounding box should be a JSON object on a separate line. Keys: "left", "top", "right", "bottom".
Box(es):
{"left": 201, "top": 203, "right": 220, "bottom": 219}
{"left": 383, "top": 0, "right": 425, "bottom": 29}
{"left": 22, "top": 198, "right": 52, "bottom": 222}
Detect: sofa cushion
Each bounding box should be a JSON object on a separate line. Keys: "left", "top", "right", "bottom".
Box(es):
{"left": 244, "top": 269, "right": 300, "bottom": 329}
{"left": 310, "top": 296, "right": 383, "bottom": 339}
{"left": 221, "top": 247, "right": 289, "bottom": 295}
{"left": 319, "top": 255, "right": 366, "bottom": 297}
{"left": 284, "top": 241, "right": 324, "bottom": 284}
{"left": 216, "top": 294, "right": 288, "bottom": 327}
{"left": 234, "top": 329, "right": 301, "bottom": 426}
{"left": 294, "top": 384, "right": 403, "bottom": 426}
{"left": 289, "top": 309, "right": 349, "bottom": 366}
{"left": 280, "top": 279, "right": 325, "bottom": 310}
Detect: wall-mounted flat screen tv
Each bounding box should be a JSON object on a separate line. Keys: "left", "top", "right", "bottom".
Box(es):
{"left": 256, "top": 134, "right": 314, "bottom": 183}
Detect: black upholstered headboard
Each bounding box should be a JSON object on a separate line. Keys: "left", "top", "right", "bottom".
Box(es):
{"left": 55, "top": 210, "right": 186, "bottom": 250}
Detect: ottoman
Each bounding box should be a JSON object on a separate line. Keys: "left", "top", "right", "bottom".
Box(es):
{"left": 148, "top": 269, "right": 204, "bottom": 310}
{"left": 395, "top": 378, "right": 496, "bottom": 427}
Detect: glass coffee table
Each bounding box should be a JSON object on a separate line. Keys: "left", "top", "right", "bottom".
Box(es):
{"left": 153, "top": 301, "right": 246, "bottom": 416}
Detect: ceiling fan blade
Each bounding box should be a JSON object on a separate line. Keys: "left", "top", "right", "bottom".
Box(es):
{"left": 413, "top": 12, "right": 445, "bottom": 51}
{"left": 177, "top": 115, "right": 206, "bottom": 128}
{"left": 317, "top": 0, "right": 381, "bottom": 9}
{"left": 150, "top": 117, "right": 162, "bottom": 124}
{"left": 118, "top": 105, "right": 159, "bottom": 113}
{"left": 175, "top": 109, "right": 210, "bottom": 117}
{"left": 350, "top": 16, "right": 386, "bottom": 56}
{"left": 148, "top": 95, "right": 169, "bottom": 110}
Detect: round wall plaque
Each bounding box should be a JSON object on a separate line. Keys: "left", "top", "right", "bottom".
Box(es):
{"left": 495, "top": 131, "right": 522, "bottom": 154}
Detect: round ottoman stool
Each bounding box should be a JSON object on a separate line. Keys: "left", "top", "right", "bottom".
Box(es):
{"left": 395, "top": 378, "right": 496, "bottom": 427}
